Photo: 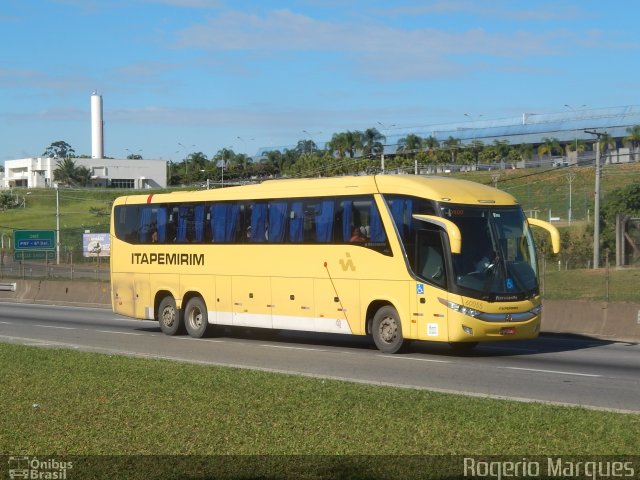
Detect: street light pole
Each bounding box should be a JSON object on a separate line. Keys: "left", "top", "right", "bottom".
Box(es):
{"left": 585, "top": 129, "right": 603, "bottom": 269}
{"left": 55, "top": 183, "right": 60, "bottom": 265}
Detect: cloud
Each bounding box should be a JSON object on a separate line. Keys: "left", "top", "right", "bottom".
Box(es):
{"left": 173, "top": 8, "right": 566, "bottom": 81}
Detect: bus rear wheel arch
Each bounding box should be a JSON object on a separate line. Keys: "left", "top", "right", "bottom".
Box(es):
{"left": 184, "top": 296, "right": 210, "bottom": 338}
{"left": 371, "top": 305, "right": 406, "bottom": 354}
{"left": 157, "top": 295, "right": 183, "bottom": 336}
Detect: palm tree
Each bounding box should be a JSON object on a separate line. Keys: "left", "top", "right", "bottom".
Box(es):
{"left": 53, "top": 158, "right": 79, "bottom": 185}
{"left": 623, "top": 125, "right": 640, "bottom": 161}
{"left": 53, "top": 158, "right": 92, "bottom": 186}
{"left": 537, "top": 137, "right": 561, "bottom": 165}
{"left": 396, "top": 134, "right": 423, "bottom": 155}
{"left": 443, "top": 136, "right": 461, "bottom": 164}
{"left": 598, "top": 132, "right": 617, "bottom": 163}
{"left": 344, "top": 130, "right": 364, "bottom": 158}
{"left": 327, "top": 132, "right": 349, "bottom": 159}
{"left": 362, "top": 128, "right": 386, "bottom": 157}
{"left": 469, "top": 140, "right": 484, "bottom": 167}
{"left": 492, "top": 139, "right": 511, "bottom": 167}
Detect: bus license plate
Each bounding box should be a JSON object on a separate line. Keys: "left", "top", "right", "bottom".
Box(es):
{"left": 500, "top": 327, "right": 516, "bottom": 335}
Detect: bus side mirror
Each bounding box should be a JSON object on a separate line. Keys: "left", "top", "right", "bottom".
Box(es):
{"left": 412, "top": 214, "right": 462, "bottom": 254}
{"left": 527, "top": 217, "right": 560, "bottom": 254}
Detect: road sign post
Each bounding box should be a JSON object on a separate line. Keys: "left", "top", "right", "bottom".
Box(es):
{"left": 14, "top": 230, "right": 56, "bottom": 262}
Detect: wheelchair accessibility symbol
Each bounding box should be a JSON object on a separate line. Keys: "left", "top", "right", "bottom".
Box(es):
{"left": 416, "top": 284, "right": 425, "bottom": 295}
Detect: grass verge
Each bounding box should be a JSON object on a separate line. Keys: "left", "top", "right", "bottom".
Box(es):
{"left": 542, "top": 268, "right": 640, "bottom": 301}
{"left": 1, "top": 343, "right": 638, "bottom": 457}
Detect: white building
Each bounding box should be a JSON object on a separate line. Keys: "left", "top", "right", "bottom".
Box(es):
{"left": 3, "top": 157, "right": 167, "bottom": 189}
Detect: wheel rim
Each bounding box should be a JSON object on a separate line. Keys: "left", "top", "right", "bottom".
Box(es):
{"left": 379, "top": 316, "right": 397, "bottom": 344}
{"left": 161, "top": 306, "right": 175, "bottom": 328}
{"left": 188, "top": 307, "right": 203, "bottom": 329}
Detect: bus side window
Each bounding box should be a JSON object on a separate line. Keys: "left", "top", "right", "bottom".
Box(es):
{"left": 249, "top": 202, "right": 268, "bottom": 242}
{"left": 114, "top": 205, "right": 140, "bottom": 244}
{"left": 315, "top": 199, "right": 334, "bottom": 242}
{"left": 268, "top": 201, "right": 288, "bottom": 243}
{"left": 289, "top": 201, "right": 304, "bottom": 243}
{"left": 211, "top": 202, "right": 240, "bottom": 242}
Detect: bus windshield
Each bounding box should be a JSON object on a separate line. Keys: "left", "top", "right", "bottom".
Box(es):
{"left": 440, "top": 204, "right": 538, "bottom": 300}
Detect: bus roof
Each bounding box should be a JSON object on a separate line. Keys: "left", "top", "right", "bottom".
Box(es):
{"left": 114, "top": 175, "right": 518, "bottom": 206}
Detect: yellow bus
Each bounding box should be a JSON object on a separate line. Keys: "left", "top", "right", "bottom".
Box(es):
{"left": 110, "top": 175, "right": 559, "bottom": 353}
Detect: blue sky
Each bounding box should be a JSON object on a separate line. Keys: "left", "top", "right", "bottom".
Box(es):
{"left": 2, "top": 0, "right": 639, "bottom": 164}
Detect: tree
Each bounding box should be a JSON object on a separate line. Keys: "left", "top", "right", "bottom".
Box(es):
{"left": 327, "top": 132, "right": 350, "bottom": 159}
{"left": 537, "top": 137, "right": 561, "bottom": 165}
{"left": 43, "top": 141, "right": 75, "bottom": 159}
{"left": 362, "top": 128, "right": 386, "bottom": 157}
{"left": 601, "top": 183, "right": 640, "bottom": 255}
{"left": 344, "top": 130, "right": 364, "bottom": 158}
{"left": 492, "top": 139, "right": 511, "bottom": 166}
{"left": 295, "top": 139, "right": 317, "bottom": 156}
{"left": 53, "top": 158, "right": 90, "bottom": 186}
{"left": 598, "top": 132, "right": 617, "bottom": 161}
{"left": 443, "top": 136, "right": 461, "bottom": 164}
{"left": 468, "top": 140, "right": 484, "bottom": 167}
{"left": 396, "top": 134, "right": 422, "bottom": 155}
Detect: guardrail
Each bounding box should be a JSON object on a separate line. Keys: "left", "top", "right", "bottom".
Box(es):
{"left": 0, "top": 282, "right": 17, "bottom": 292}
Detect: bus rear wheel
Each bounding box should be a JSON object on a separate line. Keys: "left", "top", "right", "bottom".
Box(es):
{"left": 158, "top": 296, "right": 183, "bottom": 336}
{"left": 372, "top": 306, "right": 405, "bottom": 354}
{"left": 184, "top": 297, "right": 210, "bottom": 338}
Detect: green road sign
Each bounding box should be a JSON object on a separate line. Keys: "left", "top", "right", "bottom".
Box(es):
{"left": 14, "top": 230, "right": 56, "bottom": 251}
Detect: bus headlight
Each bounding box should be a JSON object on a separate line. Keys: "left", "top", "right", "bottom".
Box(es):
{"left": 438, "top": 297, "right": 541, "bottom": 323}
{"left": 438, "top": 298, "right": 481, "bottom": 318}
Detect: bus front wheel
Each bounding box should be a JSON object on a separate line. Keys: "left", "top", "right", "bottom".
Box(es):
{"left": 372, "top": 306, "right": 405, "bottom": 354}
{"left": 184, "top": 297, "right": 210, "bottom": 338}
{"left": 158, "top": 296, "right": 183, "bottom": 336}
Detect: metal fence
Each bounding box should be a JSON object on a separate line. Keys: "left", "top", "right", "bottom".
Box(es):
{"left": 0, "top": 254, "right": 109, "bottom": 282}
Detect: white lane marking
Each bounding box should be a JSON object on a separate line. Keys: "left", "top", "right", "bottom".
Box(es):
{"left": 96, "top": 330, "right": 143, "bottom": 336}
{"left": 34, "top": 325, "right": 77, "bottom": 330}
{"left": 499, "top": 366, "right": 601, "bottom": 377}
{"left": 260, "top": 344, "right": 329, "bottom": 352}
{"left": 0, "top": 321, "right": 13, "bottom": 324}
{"left": 378, "top": 355, "right": 450, "bottom": 364}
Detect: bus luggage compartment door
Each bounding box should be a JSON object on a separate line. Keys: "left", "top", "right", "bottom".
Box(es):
{"left": 231, "top": 276, "right": 272, "bottom": 329}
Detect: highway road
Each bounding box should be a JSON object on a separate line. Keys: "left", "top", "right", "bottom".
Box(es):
{"left": 0, "top": 302, "right": 638, "bottom": 413}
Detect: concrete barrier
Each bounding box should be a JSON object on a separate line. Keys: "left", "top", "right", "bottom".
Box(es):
{"left": 0, "top": 279, "right": 111, "bottom": 308}
{"left": 0, "top": 280, "right": 638, "bottom": 343}
{"left": 542, "top": 299, "right": 640, "bottom": 343}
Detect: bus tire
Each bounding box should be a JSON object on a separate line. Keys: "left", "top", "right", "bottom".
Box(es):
{"left": 372, "top": 306, "right": 405, "bottom": 354}
{"left": 184, "top": 297, "right": 209, "bottom": 338}
{"left": 158, "top": 296, "right": 183, "bottom": 336}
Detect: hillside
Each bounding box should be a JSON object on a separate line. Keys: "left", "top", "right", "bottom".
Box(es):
{"left": 1, "top": 162, "right": 639, "bottom": 259}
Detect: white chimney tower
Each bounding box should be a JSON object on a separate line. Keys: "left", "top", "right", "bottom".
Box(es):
{"left": 91, "top": 92, "right": 104, "bottom": 159}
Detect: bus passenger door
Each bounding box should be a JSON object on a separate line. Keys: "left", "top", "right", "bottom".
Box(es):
{"left": 414, "top": 230, "right": 449, "bottom": 342}
{"left": 232, "top": 276, "right": 272, "bottom": 328}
